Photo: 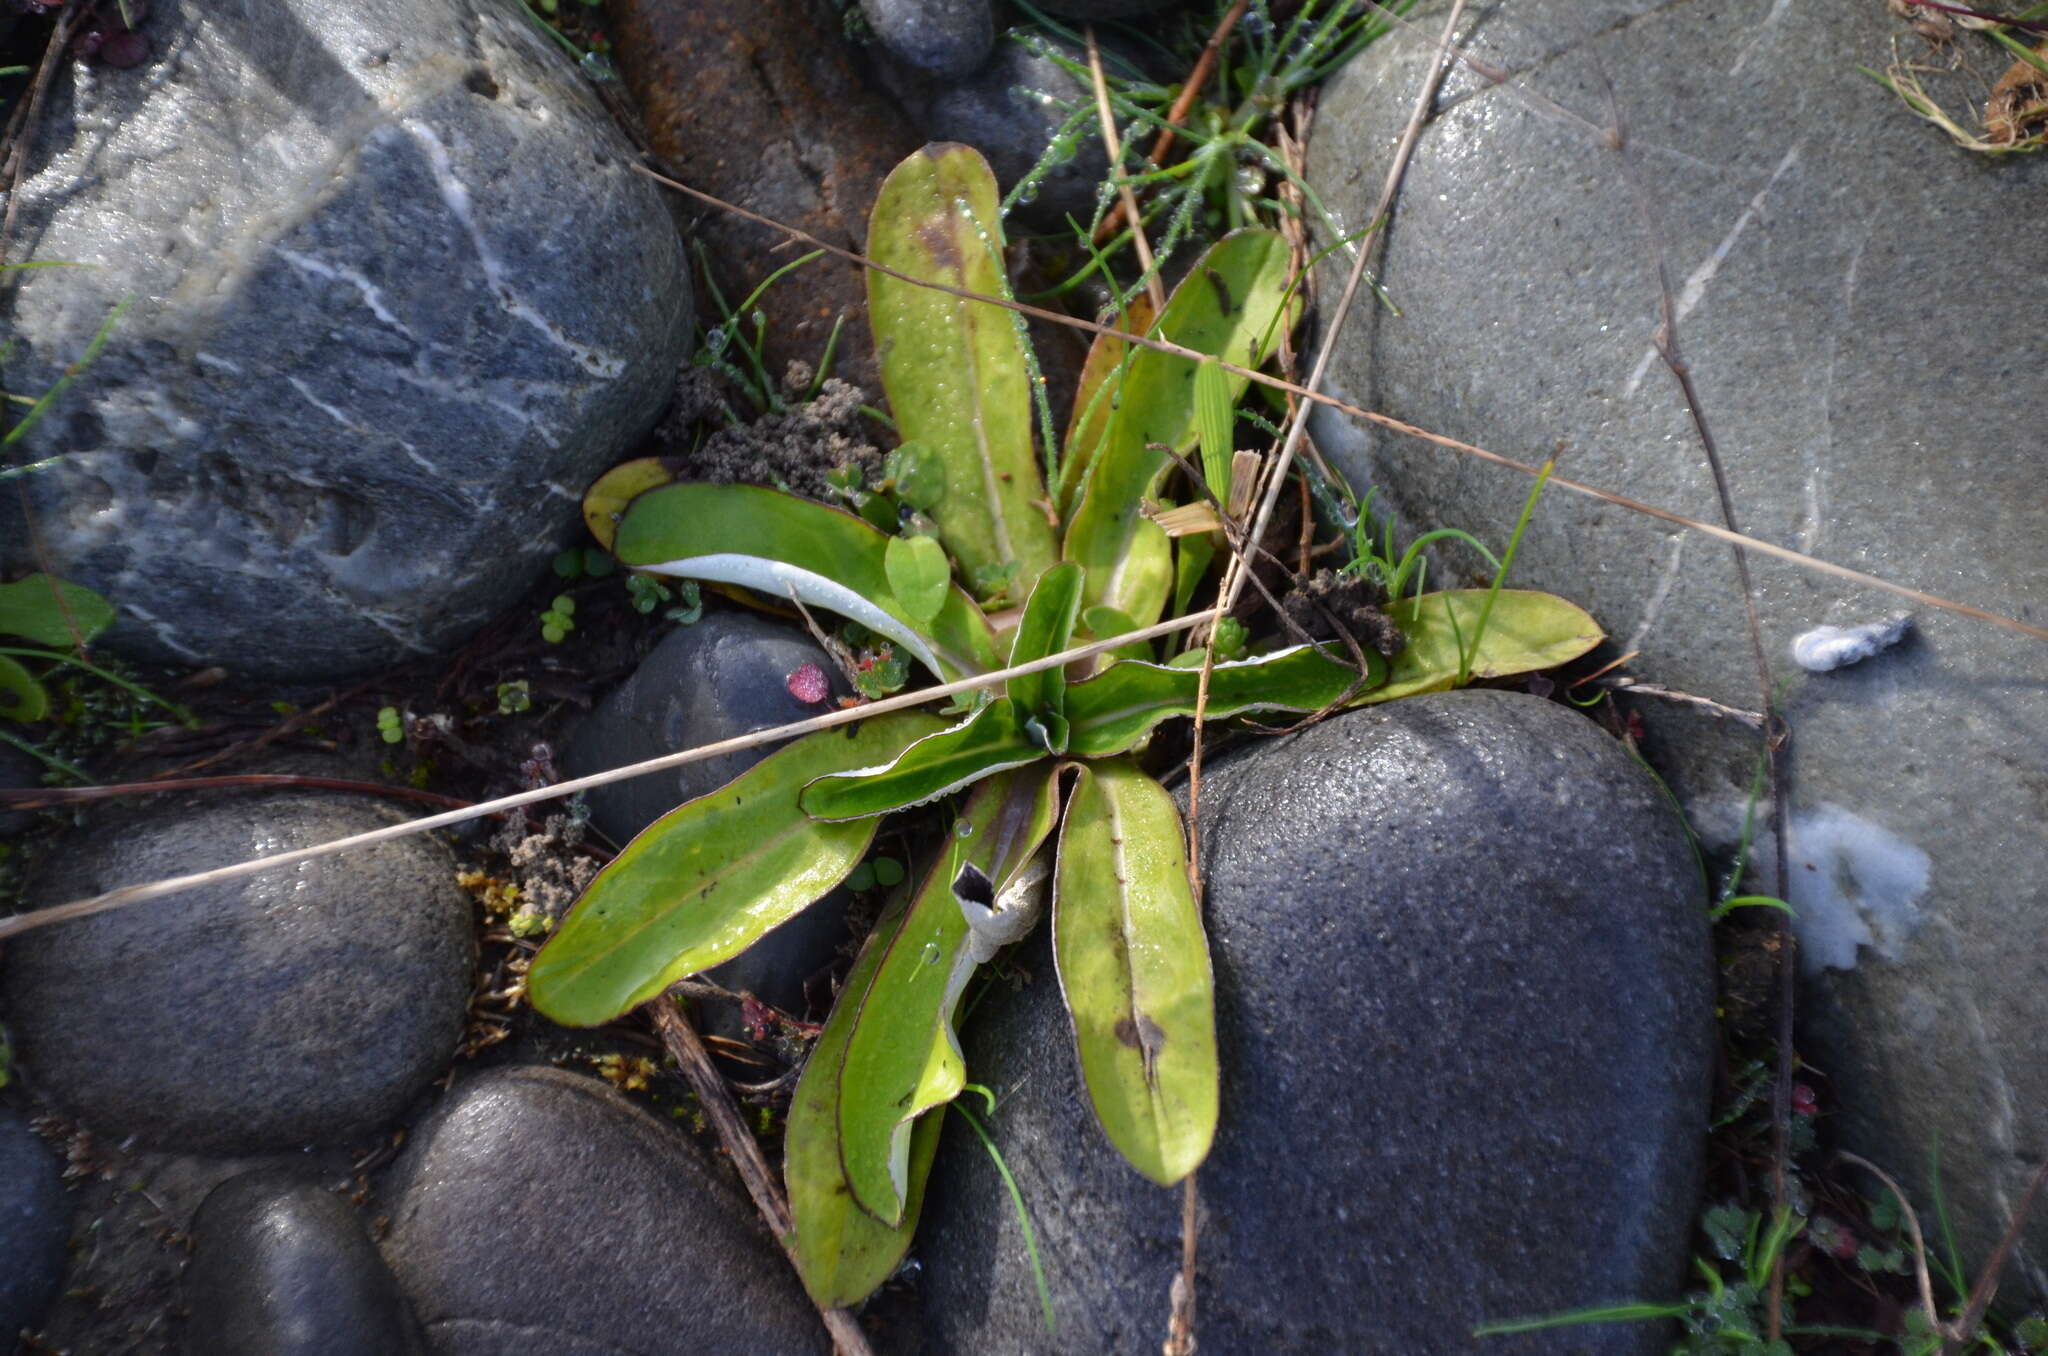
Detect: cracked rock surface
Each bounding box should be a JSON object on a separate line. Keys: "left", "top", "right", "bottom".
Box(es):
{"left": 0, "top": 0, "right": 691, "bottom": 680}
{"left": 1305, "top": 0, "right": 2048, "bottom": 1289}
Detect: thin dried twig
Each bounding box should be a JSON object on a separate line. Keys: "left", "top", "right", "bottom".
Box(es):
{"left": 1219, "top": 0, "right": 1464, "bottom": 617}
{"left": 647, "top": 994, "right": 873, "bottom": 1356}
{"left": 0, "top": 773, "right": 473, "bottom": 813}
{"left": 625, "top": 160, "right": 2048, "bottom": 644}
{"left": 1949, "top": 1151, "right": 2048, "bottom": 1351}
{"left": 1837, "top": 1151, "right": 1948, "bottom": 1341}
{"left": 0, "top": 5, "right": 86, "bottom": 269}
{"left": 0, "top": 609, "right": 1227, "bottom": 942}
{"left": 1086, "top": 27, "right": 1167, "bottom": 314}
{"left": 1594, "top": 62, "right": 1798, "bottom": 1337}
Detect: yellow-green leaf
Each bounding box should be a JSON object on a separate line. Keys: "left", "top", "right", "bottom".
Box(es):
{"left": 884, "top": 534, "right": 952, "bottom": 628}
{"left": 868, "top": 144, "right": 1058, "bottom": 603}
{"left": 1053, "top": 760, "right": 1216, "bottom": 1186}
{"left": 836, "top": 769, "right": 1057, "bottom": 1223}
{"left": 1057, "top": 295, "right": 1154, "bottom": 521}
{"left": 1193, "top": 357, "right": 1234, "bottom": 507}
{"left": 0, "top": 573, "right": 115, "bottom": 646}
{"left": 526, "top": 713, "right": 944, "bottom": 1027}
{"left": 800, "top": 698, "right": 1046, "bottom": 821}
{"left": 0, "top": 655, "right": 49, "bottom": 722}
{"left": 1065, "top": 644, "right": 1379, "bottom": 757}
{"left": 1365, "top": 590, "right": 1604, "bottom": 704}
{"left": 1061, "top": 230, "right": 1298, "bottom": 628}
{"left": 1005, "top": 561, "right": 1083, "bottom": 723}
{"left": 786, "top": 890, "right": 945, "bottom": 1307}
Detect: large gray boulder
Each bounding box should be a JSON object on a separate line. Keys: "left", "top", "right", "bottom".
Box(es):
{"left": 920, "top": 693, "right": 1713, "bottom": 1352}
{"left": 0, "top": 0, "right": 691, "bottom": 680}
{"left": 1305, "top": 0, "right": 2048, "bottom": 1286}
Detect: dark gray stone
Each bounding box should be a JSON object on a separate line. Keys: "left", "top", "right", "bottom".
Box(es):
{"left": 0, "top": 741, "right": 40, "bottom": 836}
{"left": 861, "top": 0, "right": 994, "bottom": 81}
{"left": 899, "top": 30, "right": 1114, "bottom": 231}
{"left": 0, "top": 1106, "right": 70, "bottom": 1341}
{"left": 182, "top": 1168, "right": 425, "bottom": 1356}
{"left": 0, "top": 0, "right": 691, "bottom": 681}
{"left": 566, "top": 610, "right": 844, "bottom": 847}
{"left": 1, "top": 791, "right": 473, "bottom": 1153}
{"left": 1030, "top": 0, "right": 1185, "bottom": 18}
{"left": 1305, "top": 0, "right": 2048, "bottom": 1286}
{"left": 565, "top": 611, "right": 853, "bottom": 1021}
{"left": 379, "top": 1065, "right": 826, "bottom": 1355}
{"left": 920, "top": 692, "right": 1712, "bottom": 1352}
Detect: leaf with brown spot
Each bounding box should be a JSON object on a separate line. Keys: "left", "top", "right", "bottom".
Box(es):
{"left": 1052, "top": 759, "right": 1217, "bottom": 1186}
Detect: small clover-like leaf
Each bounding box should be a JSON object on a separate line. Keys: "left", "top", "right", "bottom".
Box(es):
{"left": 884, "top": 533, "right": 952, "bottom": 629}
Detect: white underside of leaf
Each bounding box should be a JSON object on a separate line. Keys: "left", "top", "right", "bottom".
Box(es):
{"left": 637, "top": 554, "right": 945, "bottom": 677}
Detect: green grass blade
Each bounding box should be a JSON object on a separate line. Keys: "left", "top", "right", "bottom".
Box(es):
{"left": 1053, "top": 761, "right": 1217, "bottom": 1185}
{"left": 526, "top": 713, "right": 944, "bottom": 1027}
{"left": 868, "top": 144, "right": 1058, "bottom": 603}
{"left": 953, "top": 1101, "right": 1057, "bottom": 1338}
{"left": 612, "top": 482, "right": 996, "bottom": 680}
{"left": 1473, "top": 1301, "right": 1690, "bottom": 1336}
{"left": 1065, "top": 644, "right": 1377, "bottom": 757}
{"left": 1193, "top": 357, "right": 1234, "bottom": 507}
{"left": 1457, "top": 459, "right": 1554, "bottom": 684}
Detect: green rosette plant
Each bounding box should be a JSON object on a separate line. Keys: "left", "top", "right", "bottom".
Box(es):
{"left": 526, "top": 143, "right": 1602, "bottom": 1306}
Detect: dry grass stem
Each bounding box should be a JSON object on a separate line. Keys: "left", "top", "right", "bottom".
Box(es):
{"left": 648, "top": 994, "right": 873, "bottom": 1356}
{"left": 1085, "top": 27, "right": 1167, "bottom": 314}
{"left": 0, "top": 609, "right": 1225, "bottom": 942}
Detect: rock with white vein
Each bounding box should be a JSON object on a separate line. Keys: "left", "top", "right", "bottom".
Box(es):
{"left": 0, "top": 0, "right": 691, "bottom": 678}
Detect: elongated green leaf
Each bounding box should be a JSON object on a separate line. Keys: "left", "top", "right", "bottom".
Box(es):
{"left": 1193, "top": 357, "right": 1233, "bottom": 506}
{"left": 1065, "top": 644, "right": 1380, "bottom": 757}
{"left": 1366, "top": 590, "right": 1604, "bottom": 704}
{"left": 1005, "top": 561, "right": 1083, "bottom": 724}
{"left": 884, "top": 534, "right": 951, "bottom": 628}
{"left": 1054, "top": 760, "right": 1216, "bottom": 1186}
{"left": 1057, "top": 295, "right": 1154, "bottom": 521}
{"left": 787, "top": 892, "right": 945, "bottom": 1307}
{"left": 527, "top": 713, "right": 945, "bottom": 1027}
{"left": 1173, "top": 530, "right": 1217, "bottom": 619}
{"left": 1062, "top": 230, "right": 1297, "bottom": 628}
{"left": 0, "top": 655, "right": 49, "bottom": 722}
{"left": 868, "top": 144, "right": 1058, "bottom": 602}
{"left": 613, "top": 482, "right": 996, "bottom": 680}
{"left": 800, "top": 698, "right": 1046, "bottom": 821}
{"left": 0, "top": 574, "right": 115, "bottom": 646}
{"left": 837, "top": 770, "right": 1057, "bottom": 1223}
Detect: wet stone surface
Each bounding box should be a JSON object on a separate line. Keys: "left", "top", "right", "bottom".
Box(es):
{"left": 919, "top": 692, "right": 1714, "bottom": 1353}
{"left": 860, "top": 0, "right": 994, "bottom": 80}
{"left": 182, "top": 1167, "right": 427, "bottom": 1356}
{"left": 0, "top": 0, "right": 691, "bottom": 681}
{"left": 1, "top": 789, "right": 474, "bottom": 1154}
{"left": 378, "top": 1065, "right": 826, "bottom": 1356}
{"left": 1306, "top": 0, "right": 2048, "bottom": 1286}
{"left": 0, "top": 1106, "right": 70, "bottom": 1341}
